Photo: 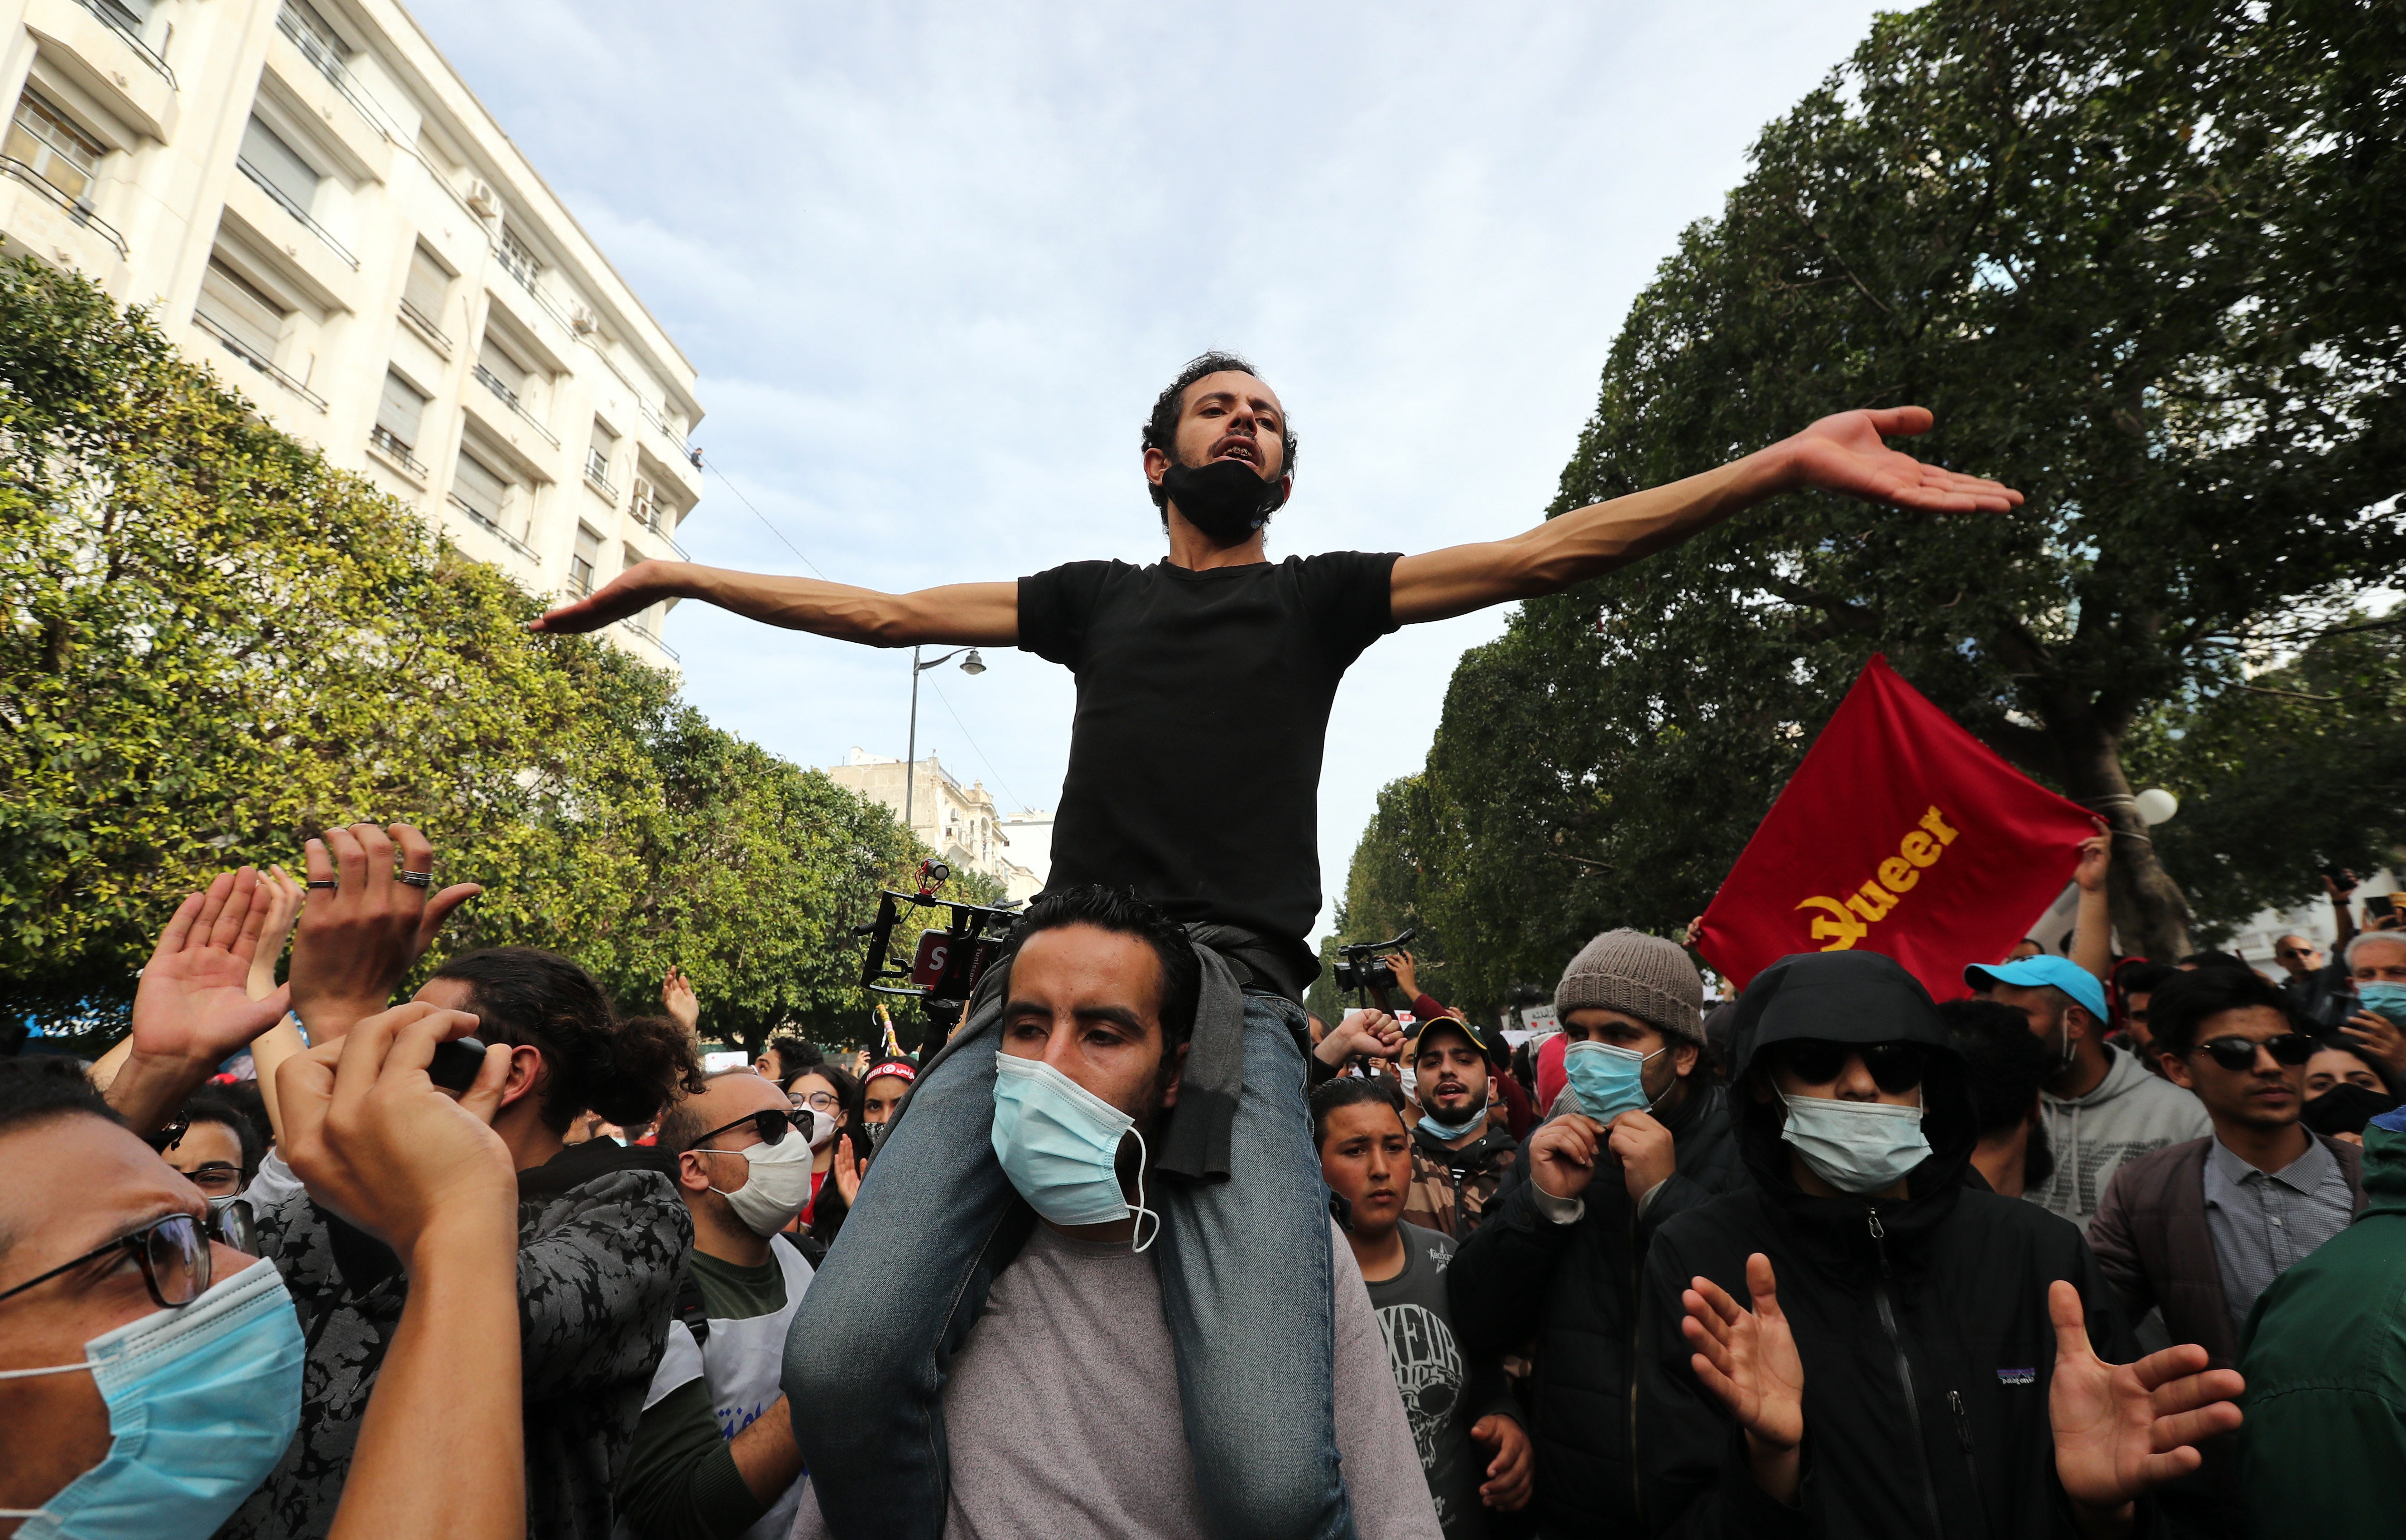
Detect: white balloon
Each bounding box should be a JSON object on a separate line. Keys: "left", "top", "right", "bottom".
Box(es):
{"left": 2135, "top": 788, "right": 2180, "bottom": 827}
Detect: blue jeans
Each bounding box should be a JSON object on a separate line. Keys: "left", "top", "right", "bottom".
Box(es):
{"left": 784, "top": 991, "right": 1355, "bottom": 1540}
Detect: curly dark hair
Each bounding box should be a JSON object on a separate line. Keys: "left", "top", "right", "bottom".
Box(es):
{"left": 1141, "top": 350, "right": 1297, "bottom": 514}
{"left": 430, "top": 948, "right": 705, "bottom": 1133}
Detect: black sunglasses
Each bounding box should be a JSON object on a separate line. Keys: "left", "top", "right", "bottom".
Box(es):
{"left": 1771, "top": 1040, "right": 1929, "bottom": 1095}
{"left": 0, "top": 1211, "right": 220, "bottom": 1310}
{"left": 691, "top": 1107, "right": 816, "bottom": 1151}
{"left": 2190, "top": 1033, "right": 2316, "bottom": 1072}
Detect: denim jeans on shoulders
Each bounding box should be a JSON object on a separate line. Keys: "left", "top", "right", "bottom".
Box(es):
{"left": 782, "top": 991, "right": 1356, "bottom": 1540}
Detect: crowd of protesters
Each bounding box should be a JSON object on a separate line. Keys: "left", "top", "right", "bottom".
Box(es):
{"left": 6, "top": 821, "right": 2398, "bottom": 1540}
{"left": 6, "top": 354, "right": 2400, "bottom": 1540}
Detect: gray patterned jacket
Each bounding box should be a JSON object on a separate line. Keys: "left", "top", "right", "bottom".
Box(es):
{"left": 217, "top": 1141, "right": 693, "bottom": 1540}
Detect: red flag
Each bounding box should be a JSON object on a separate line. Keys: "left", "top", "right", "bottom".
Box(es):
{"left": 1694, "top": 656, "right": 2096, "bottom": 997}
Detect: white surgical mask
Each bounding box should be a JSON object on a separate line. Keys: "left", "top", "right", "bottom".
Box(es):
{"left": 1777, "top": 1091, "right": 1932, "bottom": 1196}
{"left": 701, "top": 1133, "right": 820, "bottom": 1237}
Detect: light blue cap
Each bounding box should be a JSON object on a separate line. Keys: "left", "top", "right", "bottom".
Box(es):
{"left": 1963, "top": 955, "right": 2109, "bottom": 1023}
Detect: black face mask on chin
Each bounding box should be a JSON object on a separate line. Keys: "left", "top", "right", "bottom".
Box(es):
{"left": 1161, "top": 457, "right": 1286, "bottom": 545}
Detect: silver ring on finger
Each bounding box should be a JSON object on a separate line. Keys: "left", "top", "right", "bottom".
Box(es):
{"left": 396, "top": 870, "right": 433, "bottom": 889}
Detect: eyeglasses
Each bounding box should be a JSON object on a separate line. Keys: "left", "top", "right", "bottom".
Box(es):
{"left": 178, "top": 1161, "right": 244, "bottom": 1198}
{"left": 2189, "top": 1034, "right": 2316, "bottom": 1072}
{"left": 1771, "top": 1040, "right": 1928, "bottom": 1095}
{"left": 690, "top": 1107, "right": 816, "bottom": 1151}
{"left": 791, "top": 1091, "right": 840, "bottom": 1114}
{"left": 0, "top": 1212, "right": 216, "bottom": 1310}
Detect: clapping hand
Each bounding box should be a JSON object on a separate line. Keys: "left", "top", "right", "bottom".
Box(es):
{"left": 1683, "top": 1253, "right": 1807, "bottom": 1504}
{"left": 2046, "top": 1281, "right": 2243, "bottom": 1520}
{"left": 288, "top": 823, "right": 480, "bottom": 1043}
{"left": 109, "top": 867, "right": 297, "bottom": 1133}
{"left": 1781, "top": 407, "right": 2023, "bottom": 513}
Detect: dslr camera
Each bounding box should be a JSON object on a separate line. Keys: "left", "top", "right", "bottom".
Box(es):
{"left": 1333, "top": 928, "right": 1415, "bottom": 996}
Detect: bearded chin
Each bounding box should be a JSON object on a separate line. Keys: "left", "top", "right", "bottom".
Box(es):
{"left": 1426, "top": 1096, "right": 1482, "bottom": 1129}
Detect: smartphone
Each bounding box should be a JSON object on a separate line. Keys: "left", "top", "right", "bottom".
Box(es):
{"left": 428, "top": 1036, "right": 489, "bottom": 1092}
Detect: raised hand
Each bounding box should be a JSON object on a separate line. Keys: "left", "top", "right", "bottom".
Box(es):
{"left": 529, "top": 557, "right": 681, "bottom": 635}
{"left": 2074, "top": 832, "right": 2111, "bottom": 894}
{"left": 277, "top": 1001, "right": 516, "bottom": 1259}
{"left": 1683, "top": 1253, "right": 1806, "bottom": 1503}
{"left": 662, "top": 967, "right": 701, "bottom": 1036}
{"left": 245, "top": 864, "right": 308, "bottom": 1001}
{"left": 2046, "top": 1280, "right": 2244, "bottom": 1516}
{"left": 109, "top": 867, "right": 297, "bottom": 1133}
{"left": 1388, "top": 949, "right": 1420, "bottom": 1000}
{"left": 1781, "top": 407, "right": 2024, "bottom": 514}
{"left": 1314, "top": 1008, "right": 1406, "bottom": 1068}
{"left": 288, "top": 823, "right": 480, "bottom": 1043}
{"left": 2342, "top": 1011, "right": 2406, "bottom": 1081}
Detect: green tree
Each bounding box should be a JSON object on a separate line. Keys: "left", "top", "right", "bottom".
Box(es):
{"left": 1305, "top": 775, "right": 1453, "bottom": 1024}
{"left": 0, "top": 258, "right": 938, "bottom": 1049}
{"left": 1390, "top": 0, "right": 2404, "bottom": 977}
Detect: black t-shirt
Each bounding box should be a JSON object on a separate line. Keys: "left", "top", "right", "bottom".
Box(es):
{"left": 1017, "top": 552, "right": 1401, "bottom": 982}
{"left": 1365, "top": 1223, "right": 1515, "bottom": 1540}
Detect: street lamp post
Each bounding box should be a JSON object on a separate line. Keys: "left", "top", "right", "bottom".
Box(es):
{"left": 903, "top": 645, "right": 986, "bottom": 833}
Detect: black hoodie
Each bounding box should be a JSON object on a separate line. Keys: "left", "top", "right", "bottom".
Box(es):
{"left": 1636, "top": 951, "right": 2136, "bottom": 1539}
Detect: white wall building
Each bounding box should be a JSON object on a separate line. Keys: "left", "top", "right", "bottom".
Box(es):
{"left": 997, "top": 806, "right": 1054, "bottom": 894}
{"left": 0, "top": 0, "right": 703, "bottom": 669}
{"left": 824, "top": 748, "right": 1044, "bottom": 904}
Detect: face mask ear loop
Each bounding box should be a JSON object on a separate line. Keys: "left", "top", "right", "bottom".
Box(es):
{"left": 1126, "top": 1127, "right": 1160, "bottom": 1255}
{"left": 0, "top": 1361, "right": 91, "bottom": 1379}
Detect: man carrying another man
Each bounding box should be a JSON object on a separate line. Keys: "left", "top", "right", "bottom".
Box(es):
{"left": 788, "top": 887, "right": 1441, "bottom": 1540}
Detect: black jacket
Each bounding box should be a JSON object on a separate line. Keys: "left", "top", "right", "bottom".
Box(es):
{"left": 1448, "top": 1078, "right": 1748, "bottom": 1537}
{"left": 1637, "top": 952, "right": 2136, "bottom": 1540}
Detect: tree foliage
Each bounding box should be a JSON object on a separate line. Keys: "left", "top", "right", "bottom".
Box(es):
{"left": 1305, "top": 775, "right": 1453, "bottom": 1025}
{"left": 0, "top": 258, "right": 964, "bottom": 1051}
{"left": 1370, "top": 0, "right": 2404, "bottom": 992}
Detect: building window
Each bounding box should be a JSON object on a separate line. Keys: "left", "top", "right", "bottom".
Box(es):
{"left": 278, "top": 0, "right": 349, "bottom": 84}
{"left": 372, "top": 371, "right": 427, "bottom": 468}
{"left": 569, "top": 524, "right": 603, "bottom": 597}
{"left": 194, "top": 258, "right": 286, "bottom": 364}
{"left": 630, "top": 474, "right": 668, "bottom": 534}
{"left": 474, "top": 333, "right": 529, "bottom": 407}
{"left": 585, "top": 419, "right": 618, "bottom": 492}
{"left": 400, "top": 243, "right": 450, "bottom": 342}
{"left": 498, "top": 223, "right": 541, "bottom": 294}
{"left": 5, "top": 91, "right": 104, "bottom": 205}
{"left": 238, "top": 116, "right": 320, "bottom": 219}
{"left": 451, "top": 448, "right": 525, "bottom": 541}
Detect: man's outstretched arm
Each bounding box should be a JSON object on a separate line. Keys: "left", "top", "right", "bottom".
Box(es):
{"left": 531, "top": 560, "right": 1018, "bottom": 648}
{"left": 1390, "top": 406, "right": 2021, "bottom": 625}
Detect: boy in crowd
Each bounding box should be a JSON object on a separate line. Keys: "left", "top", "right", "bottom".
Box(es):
{"left": 2086, "top": 967, "right": 2365, "bottom": 1538}
{"left": 1316, "top": 1076, "right": 1530, "bottom": 1540}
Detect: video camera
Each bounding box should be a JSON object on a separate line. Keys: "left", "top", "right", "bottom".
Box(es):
{"left": 852, "top": 859, "right": 1021, "bottom": 1054}
{"left": 1333, "top": 928, "right": 1415, "bottom": 999}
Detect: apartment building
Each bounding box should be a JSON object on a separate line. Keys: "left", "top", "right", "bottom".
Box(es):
{"left": 0, "top": 0, "right": 702, "bottom": 668}
{"left": 825, "top": 749, "right": 1044, "bottom": 905}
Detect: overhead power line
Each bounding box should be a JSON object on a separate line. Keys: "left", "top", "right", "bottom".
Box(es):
{"left": 693, "top": 450, "right": 828, "bottom": 579}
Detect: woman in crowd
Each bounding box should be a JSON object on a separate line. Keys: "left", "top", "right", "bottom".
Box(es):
{"left": 783, "top": 1060, "right": 863, "bottom": 1259}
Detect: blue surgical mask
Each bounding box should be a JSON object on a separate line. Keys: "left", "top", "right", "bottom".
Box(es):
{"left": 1417, "top": 1107, "right": 1488, "bottom": 1144}
{"left": 991, "top": 1054, "right": 1159, "bottom": 1251}
{"left": 1564, "top": 1040, "right": 1665, "bottom": 1121}
{"left": 1777, "top": 1091, "right": 1932, "bottom": 1196}
{"left": 0, "top": 1256, "right": 303, "bottom": 1540}
{"left": 2356, "top": 982, "right": 2406, "bottom": 1021}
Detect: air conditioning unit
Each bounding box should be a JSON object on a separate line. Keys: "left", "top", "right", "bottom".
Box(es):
{"left": 570, "top": 304, "right": 597, "bottom": 336}
{"left": 465, "top": 179, "right": 497, "bottom": 218}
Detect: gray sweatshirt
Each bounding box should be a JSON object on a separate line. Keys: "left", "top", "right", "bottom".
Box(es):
{"left": 2029, "top": 1043, "right": 2211, "bottom": 1229}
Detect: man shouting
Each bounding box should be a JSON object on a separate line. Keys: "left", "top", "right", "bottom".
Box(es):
{"left": 535, "top": 351, "right": 2018, "bottom": 1540}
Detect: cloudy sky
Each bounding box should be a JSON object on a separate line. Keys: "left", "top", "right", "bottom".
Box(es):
{"left": 410, "top": 0, "right": 1888, "bottom": 945}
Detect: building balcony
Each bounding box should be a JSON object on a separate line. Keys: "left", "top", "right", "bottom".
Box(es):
{"left": 23, "top": 0, "right": 176, "bottom": 142}
{"left": 234, "top": 158, "right": 358, "bottom": 270}
{"left": 218, "top": 179, "right": 353, "bottom": 314}
{"left": 445, "top": 490, "right": 539, "bottom": 565}
{"left": 617, "top": 614, "right": 679, "bottom": 664}
{"left": 367, "top": 424, "right": 427, "bottom": 481}
{"left": 190, "top": 311, "right": 327, "bottom": 412}
{"left": 0, "top": 154, "right": 129, "bottom": 265}
{"left": 262, "top": 25, "right": 392, "bottom": 187}
{"left": 471, "top": 362, "right": 561, "bottom": 448}
{"left": 396, "top": 295, "right": 450, "bottom": 354}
